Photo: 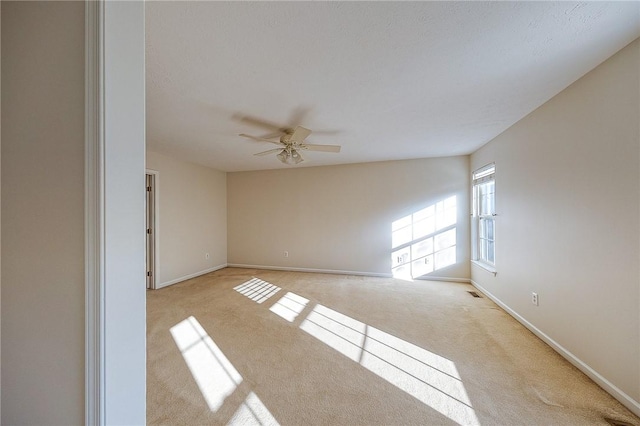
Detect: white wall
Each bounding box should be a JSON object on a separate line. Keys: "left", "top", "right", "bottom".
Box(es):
{"left": 1, "top": 3, "right": 3, "bottom": 420}
{"left": 1, "top": 2, "right": 85, "bottom": 423}
{"left": 471, "top": 39, "right": 640, "bottom": 414}
{"left": 228, "top": 157, "right": 470, "bottom": 280}
{"left": 103, "top": 1, "right": 147, "bottom": 423}
{"left": 146, "top": 151, "right": 227, "bottom": 287}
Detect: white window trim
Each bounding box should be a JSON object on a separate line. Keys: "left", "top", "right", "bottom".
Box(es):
{"left": 471, "top": 259, "right": 497, "bottom": 276}
{"left": 471, "top": 163, "right": 496, "bottom": 271}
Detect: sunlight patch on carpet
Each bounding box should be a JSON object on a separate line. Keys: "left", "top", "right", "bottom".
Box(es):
{"left": 270, "top": 292, "right": 309, "bottom": 322}
{"left": 234, "top": 277, "right": 281, "bottom": 303}
{"left": 301, "top": 304, "right": 366, "bottom": 362}
{"left": 300, "top": 304, "right": 479, "bottom": 425}
{"left": 228, "top": 392, "right": 280, "bottom": 426}
{"left": 170, "top": 316, "right": 242, "bottom": 412}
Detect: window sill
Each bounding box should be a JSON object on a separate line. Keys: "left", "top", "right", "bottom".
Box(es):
{"left": 471, "top": 260, "right": 497, "bottom": 276}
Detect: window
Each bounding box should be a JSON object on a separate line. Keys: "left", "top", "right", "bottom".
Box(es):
{"left": 472, "top": 164, "right": 495, "bottom": 266}
{"left": 391, "top": 196, "right": 458, "bottom": 279}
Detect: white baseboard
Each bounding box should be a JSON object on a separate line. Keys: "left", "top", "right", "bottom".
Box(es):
{"left": 228, "top": 263, "right": 472, "bottom": 283}
{"left": 416, "top": 276, "right": 471, "bottom": 283}
{"left": 227, "top": 263, "right": 392, "bottom": 278}
{"left": 471, "top": 280, "right": 640, "bottom": 418}
{"left": 156, "top": 263, "right": 227, "bottom": 289}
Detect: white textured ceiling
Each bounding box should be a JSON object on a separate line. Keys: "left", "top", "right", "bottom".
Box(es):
{"left": 146, "top": 1, "right": 639, "bottom": 172}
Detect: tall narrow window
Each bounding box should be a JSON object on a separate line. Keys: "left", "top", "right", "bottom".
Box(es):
{"left": 472, "top": 164, "right": 495, "bottom": 266}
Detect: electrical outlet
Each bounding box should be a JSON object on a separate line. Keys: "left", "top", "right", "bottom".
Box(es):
{"left": 284, "top": 251, "right": 289, "bottom": 258}
{"left": 205, "top": 253, "right": 210, "bottom": 260}
{"left": 532, "top": 292, "right": 538, "bottom": 306}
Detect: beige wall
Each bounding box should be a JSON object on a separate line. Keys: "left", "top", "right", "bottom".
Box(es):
{"left": 1, "top": 2, "right": 85, "bottom": 424}
{"left": 146, "top": 151, "right": 227, "bottom": 287}
{"left": 0, "top": 3, "right": 3, "bottom": 420}
{"left": 228, "top": 157, "right": 470, "bottom": 280}
{"left": 471, "top": 39, "right": 640, "bottom": 411}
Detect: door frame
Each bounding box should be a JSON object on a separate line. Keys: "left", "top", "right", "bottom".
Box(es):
{"left": 145, "top": 169, "right": 159, "bottom": 289}
{"left": 85, "top": 1, "right": 146, "bottom": 424}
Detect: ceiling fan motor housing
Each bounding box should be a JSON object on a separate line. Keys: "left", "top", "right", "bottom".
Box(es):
{"left": 280, "top": 134, "right": 292, "bottom": 144}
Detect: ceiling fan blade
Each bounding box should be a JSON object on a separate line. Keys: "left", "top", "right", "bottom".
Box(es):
{"left": 254, "top": 148, "right": 284, "bottom": 157}
{"left": 288, "top": 107, "right": 311, "bottom": 128}
{"left": 310, "top": 130, "right": 341, "bottom": 135}
{"left": 239, "top": 133, "right": 283, "bottom": 146}
{"left": 290, "top": 126, "right": 312, "bottom": 142}
{"left": 258, "top": 131, "right": 288, "bottom": 140}
{"left": 235, "top": 114, "right": 288, "bottom": 133}
{"left": 302, "top": 143, "right": 341, "bottom": 153}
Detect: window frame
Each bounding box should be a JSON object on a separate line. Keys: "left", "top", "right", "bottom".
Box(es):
{"left": 472, "top": 163, "right": 496, "bottom": 271}
{"left": 391, "top": 196, "right": 458, "bottom": 279}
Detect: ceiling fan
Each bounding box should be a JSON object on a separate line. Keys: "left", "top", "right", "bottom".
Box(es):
{"left": 239, "top": 125, "right": 341, "bottom": 165}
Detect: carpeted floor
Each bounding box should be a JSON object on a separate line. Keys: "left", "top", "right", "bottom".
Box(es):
{"left": 147, "top": 267, "right": 639, "bottom": 425}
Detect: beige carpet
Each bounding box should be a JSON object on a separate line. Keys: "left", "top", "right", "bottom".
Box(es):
{"left": 147, "top": 268, "right": 639, "bottom": 426}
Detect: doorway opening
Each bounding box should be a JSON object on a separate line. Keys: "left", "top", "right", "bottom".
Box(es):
{"left": 146, "top": 171, "right": 159, "bottom": 289}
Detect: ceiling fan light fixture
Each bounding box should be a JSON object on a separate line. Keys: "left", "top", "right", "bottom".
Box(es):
{"left": 240, "top": 124, "right": 341, "bottom": 164}
{"left": 277, "top": 150, "right": 289, "bottom": 164}
{"left": 291, "top": 150, "right": 304, "bottom": 164}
